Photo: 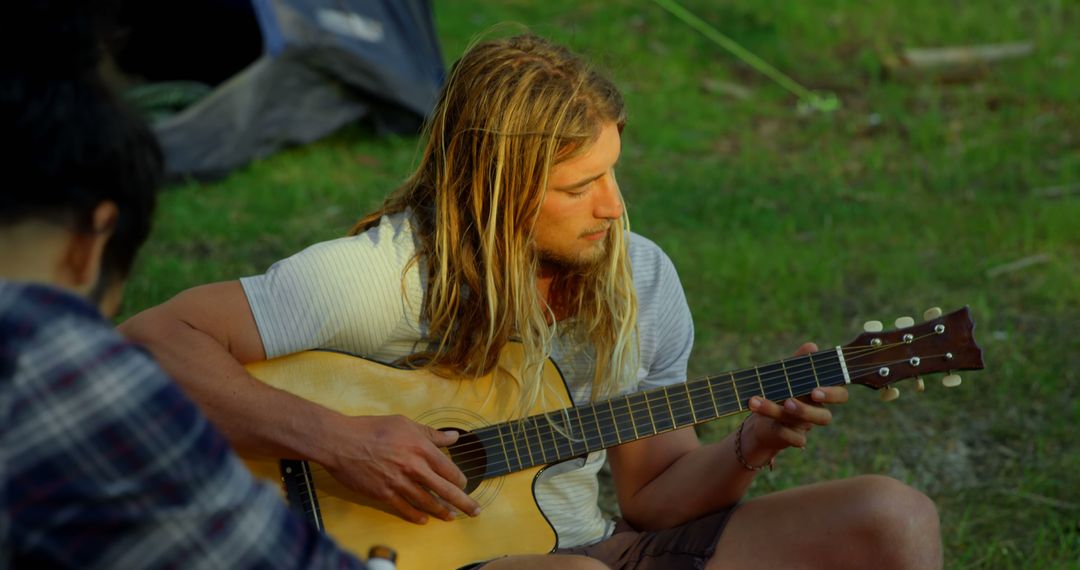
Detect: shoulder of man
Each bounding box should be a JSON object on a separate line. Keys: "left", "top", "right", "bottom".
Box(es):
{"left": 626, "top": 231, "right": 681, "bottom": 288}
{"left": 626, "top": 231, "right": 665, "bottom": 259}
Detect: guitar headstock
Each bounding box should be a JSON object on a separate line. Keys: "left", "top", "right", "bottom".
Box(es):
{"left": 841, "top": 306, "right": 983, "bottom": 399}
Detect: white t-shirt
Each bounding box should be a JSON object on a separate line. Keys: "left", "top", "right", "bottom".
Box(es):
{"left": 240, "top": 212, "right": 695, "bottom": 547}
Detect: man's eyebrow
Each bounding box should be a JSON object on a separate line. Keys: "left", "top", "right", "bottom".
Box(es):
{"left": 554, "top": 157, "right": 620, "bottom": 191}
{"left": 554, "top": 172, "right": 604, "bottom": 191}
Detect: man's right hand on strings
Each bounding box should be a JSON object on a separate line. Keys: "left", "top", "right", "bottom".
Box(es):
{"left": 317, "top": 413, "right": 480, "bottom": 524}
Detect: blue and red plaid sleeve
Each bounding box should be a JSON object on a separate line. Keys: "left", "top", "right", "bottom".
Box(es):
{"left": 1, "top": 282, "right": 366, "bottom": 569}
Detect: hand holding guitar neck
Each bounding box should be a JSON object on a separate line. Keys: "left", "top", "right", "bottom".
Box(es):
{"left": 742, "top": 341, "right": 851, "bottom": 459}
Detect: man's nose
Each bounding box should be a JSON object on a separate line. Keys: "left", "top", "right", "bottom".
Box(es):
{"left": 594, "top": 173, "right": 624, "bottom": 220}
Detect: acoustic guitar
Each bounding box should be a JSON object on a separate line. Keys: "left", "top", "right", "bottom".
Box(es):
{"left": 243, "top": 306, "right": 983, "bottom": 570}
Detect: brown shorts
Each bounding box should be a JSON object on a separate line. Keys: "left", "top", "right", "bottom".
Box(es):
{"left": 467, "top": 504, "right": 739, "bottom": 570}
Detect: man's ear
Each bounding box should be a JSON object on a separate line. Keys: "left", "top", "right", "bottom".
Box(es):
{"left": 62, "top": 201, "right": 118, "bottom": 289}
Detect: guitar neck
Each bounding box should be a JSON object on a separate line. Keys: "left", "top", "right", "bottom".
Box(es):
{"left": 465, "top": 348, "right": 850, "bottom": 478}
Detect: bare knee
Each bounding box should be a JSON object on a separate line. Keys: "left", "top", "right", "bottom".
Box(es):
{"left": 847, "top": 475, "right": 941, "bottom": 570}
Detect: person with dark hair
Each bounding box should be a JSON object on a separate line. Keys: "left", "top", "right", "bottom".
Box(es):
{"left": 123, "top": 33, "right": 942, "bottom": 570}
{"left": 0, "top": 1, "right": 370, "bottom": 567}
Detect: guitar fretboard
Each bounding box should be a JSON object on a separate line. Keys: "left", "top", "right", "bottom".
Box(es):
{"left": 460, "top": 348, "right": 848, "bottom": 478}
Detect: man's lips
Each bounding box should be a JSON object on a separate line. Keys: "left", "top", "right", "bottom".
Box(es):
{"left": 582, "top": 226, "right": 610, "bottom": 240}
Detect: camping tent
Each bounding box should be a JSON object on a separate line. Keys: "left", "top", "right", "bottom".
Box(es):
{"left": 117, "top": 0, "right": 444, "bottom": 180}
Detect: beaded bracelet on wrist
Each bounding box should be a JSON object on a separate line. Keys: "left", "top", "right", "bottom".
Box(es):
{"left": 735, "top": 415, "right": 776, "bottom": 472}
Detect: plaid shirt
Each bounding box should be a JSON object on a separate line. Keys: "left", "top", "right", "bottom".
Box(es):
{"left": 0, "top": 281, "right": 365, "bottom": 569}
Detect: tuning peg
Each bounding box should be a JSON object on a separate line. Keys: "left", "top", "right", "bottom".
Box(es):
{"left": 941, "top": 374, "right": 962, "bottom": 388}
{"left": 863, "top": 320, "right": 883, "bottom": 332}
{"left": 895, "top": 316, "right": 915, "bottom": 328}
{"left": 879, "top": 386, "right": 900, "bottom": 402}
{"left": 913, "top": 377, "right": 926, "bottom": 392}
{"left": 923, "top": 307, "right": 943, "bottom": 321}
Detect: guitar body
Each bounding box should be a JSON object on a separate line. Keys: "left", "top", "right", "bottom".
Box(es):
{"left": 243, "top": 345, "right": 568, "bottom": 570}
{"left": 239, "top": 307, "right": 985, "bottom": 570}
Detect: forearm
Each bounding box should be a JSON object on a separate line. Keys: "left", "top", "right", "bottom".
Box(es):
{"left": 120, "top": 308, "right": 340, "bottom": 465}
{"left": 119, "top": 284, "right": 479, "bottom": 523}
{"left": 621, "top": 425, "right": 775, "bottom": 530}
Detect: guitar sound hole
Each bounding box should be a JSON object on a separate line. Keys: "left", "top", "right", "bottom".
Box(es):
{"left": 443, "top": 428, "right": 486, "bottom": 495}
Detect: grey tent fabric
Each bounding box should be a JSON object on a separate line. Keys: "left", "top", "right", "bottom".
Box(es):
{"left": 154, "top": 0, "right": 443, "bottom": 180}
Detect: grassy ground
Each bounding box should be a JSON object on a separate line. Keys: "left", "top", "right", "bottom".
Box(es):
{"left": 120, "top": 1, "right": 1079, "bottom": 568}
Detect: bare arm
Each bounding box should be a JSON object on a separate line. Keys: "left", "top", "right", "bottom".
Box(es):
{"left": 608, "top": 343, "right": 849, "bottom": 530}
{"left": 121, "top": 282, "right": 288, "bottom": 454}
{"left": 119, "top": 281, "right": 479, "bottom": 524}
{"left": 607, "top": 427, "right": 751, "bottom": 530}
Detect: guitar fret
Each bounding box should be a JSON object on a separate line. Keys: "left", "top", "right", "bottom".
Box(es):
{"left": 598, "top": 403, "right": 617, "bottom": 447}
{"left": 706, "top": 377, "right": 721, "bottom": 417}
{"left": 532, "top": 416, "right": 548, "bottom": 464}
{"left": 664, "top": 387, "right": 678, "bottom": 427}
{"left": 688, "top": 379, "right": 713, "bottom": 422}
{"left": 608, "top": 400, "right": 623, "bottom": 444}
{"left": 560, "top": 409, "right": 578, "bottom": 458}
{"left": 780, "top": 359, "right": 795, "bottom": 398}
{"left": 513, "top": 421, "right": 529, "bottom": 468}
{"left": 739, "top": 370, "right": 759, "bottom": 407}
{"left": 614, "top": 398, "right": 636, "bottom": 442}
{"left": 510, "top": 423, "right": 526, "bottom": 471}
{"left": 735, "top": 369, "right": 758, "bottom": 403}
{"left": 667, "top": 385, "right": 694, "bottom": 429}
{"left": 522, "top": 417, "right": 541, "bottom": 467}
{"left": 517, "top": 420, "right": 535, "bottom": 467}
{"left": 684, "top": 382, "right": 698, "bottom": 423}
{"left": 630, "top": 395, "right": 652, "bottom": 438}
{"left": 575, "top": 408, "right": 591, "bottom": 453}
{"left": 589, "top": 407, "right": 605, "bottom": 449}
{"left": 545, "top": 415, "right": 563, "bottom": 462}
{"left": 493, "top": 424, "right": 515, "bottom": 473}
{"left": 656, "top": 388, "right": 673, "bottom": 425}
{"left": 754, "top": 366, "right": 766, "bottom": 397}
{"left": 710, "top": 378, "right": 734, "bottom": 416}
{"left": 642, "top": 392, "right": 658, "bottom": 435}
{"left": 545, "top": 417, "right": 559, "bottom": 462}
{"left": 791, "top": 354, "right": 815, "bottom": 396}
{"left": 650, "top": 389, "right": 675, "bottom": 432}
{"left": 729, "top": 372, "right": 744, "bottom": 410}
{"left": 601, "top": 409, "right": 615, "bottom": 447}
{"left": 589, "top": 408, "right": 604, "bottom": 449}
{"left": 808, "top": 352, "right": 822, "bottom": 387}
{"left": 759, "top": 362, "right": 790, "bottom": 402}
{"left": 814, "top": 351, "right": 846, "bottom": 388}
{"left": 626, "top": 394, "right": 641, "bottom": 439}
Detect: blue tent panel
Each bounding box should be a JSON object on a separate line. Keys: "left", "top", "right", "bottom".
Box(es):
{"left": 155, "top": 0, "right": 444, "bottom": 180}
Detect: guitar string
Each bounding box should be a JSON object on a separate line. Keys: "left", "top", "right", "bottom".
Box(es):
{"left": 294, "top": 337, "right": 941, "bottom": 484}
{"left": 404, "top": 332, "right": 951, "bottom": 476}
{"left": 295, "top": 340, "right": 946, "bottom": 484}
{"left": 295, "top": 351, "right": 937, "bottom": 498}
{"left": 418, "top": 352, "right": 946, "bottom": 477}
{"left": 429, "top": 334, "right": 937, "bottom": 462}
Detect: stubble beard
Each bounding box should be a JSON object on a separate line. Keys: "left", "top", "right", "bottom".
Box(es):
{"left": 538, "top": 237, "right": 609, "bottom": 273}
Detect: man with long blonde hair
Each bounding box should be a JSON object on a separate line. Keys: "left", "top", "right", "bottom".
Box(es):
{"left": 123, "top": 34, "right": 942, "bottom": 569}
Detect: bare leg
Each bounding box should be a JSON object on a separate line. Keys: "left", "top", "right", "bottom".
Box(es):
{"left": 706, "top": 475, "right": 941, "bottom": 570}
{"left": 479, "top": 554, "right": 609, "bottom": 570}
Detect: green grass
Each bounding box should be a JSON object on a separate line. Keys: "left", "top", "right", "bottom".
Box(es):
{"left": 120, "top": 1, "right": 1079, "bottom": 567}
